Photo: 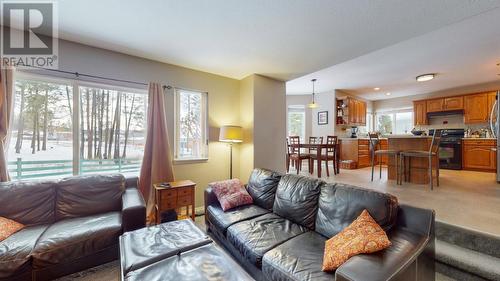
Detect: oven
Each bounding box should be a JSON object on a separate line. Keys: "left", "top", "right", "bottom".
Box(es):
{"left": 431, "top": 129, "right": 464, "bottom": 170}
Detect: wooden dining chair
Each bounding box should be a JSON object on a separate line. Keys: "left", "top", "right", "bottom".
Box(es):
{"left": 308, "top": 137, "right": 323, "bottom": 174}
{"left": 288, "top": 136, "right": 311, "bottom": 174}
{"left": 311, "top": 136, "right": 337, "bottom": 177}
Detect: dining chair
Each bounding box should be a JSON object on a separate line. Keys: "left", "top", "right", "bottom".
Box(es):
{"left": 308, "top": 137, "right": 323, "bottom": 174}
{"left": 368, "top": 133, "right": 400, "bottom": 182}
{"left": 311, "top": 136, "right": 337, "bottom": 177}
{"left": 288, "top": 136, "right": 311, "bottom": 174}
{"left": 399, "top": 129, "right": 442, "bottom": 189}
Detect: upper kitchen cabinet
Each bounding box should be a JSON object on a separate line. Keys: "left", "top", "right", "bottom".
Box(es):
{"left": 336, "top": 97, "right": 367, "bottom": 126}
{"left": 464, "top": 93, "right": 489, "bottom": 124}
{"left": 413, "top": 100, "right": 427, "bottom": 125}
{"left": 444, "top": 96, "right": 464, "bottom": 110}
{"left": 487, "top": 91, "right": 497, "bottom": 114}
{"left": 426, "top": 98, "right": 444, "bottom": 112}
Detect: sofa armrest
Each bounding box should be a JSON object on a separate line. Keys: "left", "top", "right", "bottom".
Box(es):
{"left": 121, "top": 187, "right": 146, "bottom": 232}
{"left": 335, "top": 204, "right": 435, "bottom": 281}
{"left": 204, "top": 185, "right": 220, "bottom": 224}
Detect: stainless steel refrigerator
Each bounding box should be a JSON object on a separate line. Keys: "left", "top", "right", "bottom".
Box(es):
{"left": 490, "top": 90, "right": 500, "bottom": 182}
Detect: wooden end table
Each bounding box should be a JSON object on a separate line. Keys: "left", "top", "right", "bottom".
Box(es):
{"left": 154, "top": 180, "right": 196, "bottom": 224}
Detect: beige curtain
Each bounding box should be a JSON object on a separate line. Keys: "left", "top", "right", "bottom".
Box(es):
{"left": 0, "top": 66, "right": 14, "bottom": 182}
{"left": 139, "top": 82, "right": 175, "bottom": 220}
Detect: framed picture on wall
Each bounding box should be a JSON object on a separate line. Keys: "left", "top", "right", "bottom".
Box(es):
{"left": 318, "top": 111, "right": 328, "bottom": 125}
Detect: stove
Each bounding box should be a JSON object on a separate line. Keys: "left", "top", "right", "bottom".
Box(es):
{"left": 430, "top": 129, "right": 465, "bottom": 170}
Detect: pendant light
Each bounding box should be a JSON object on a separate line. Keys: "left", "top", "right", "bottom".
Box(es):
{"left": 308, "top": 79, "right": 318, "bottom": 109}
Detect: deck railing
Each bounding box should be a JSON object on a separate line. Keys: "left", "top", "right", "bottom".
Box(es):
{"left": 8, "top": 158, "right": 141, "bottom": 180}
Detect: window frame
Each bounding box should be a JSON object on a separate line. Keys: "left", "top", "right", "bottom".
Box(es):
{"left": 12, "top": 71, "right": 148, "bottom": 179}
{"left": 173, "top": 88, "right": 209, "bottom": 162}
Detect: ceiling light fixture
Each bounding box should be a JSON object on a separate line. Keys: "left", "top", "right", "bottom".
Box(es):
{"left": 416, "top": 73, "right": 436, "bottom": 82}
{"left": 385, "top": 92, "right": 392, "bottom": 96}
{"left": 374, "top": 87, "right": 380, "bottom": 91}
{"left": 308, "top": 79, "right": 318, "bottom": 109}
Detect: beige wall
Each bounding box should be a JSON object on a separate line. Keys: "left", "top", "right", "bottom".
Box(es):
{"left": 239, "top": 75, "right": 255, "bottom": 182}
{"left": 31, "top": 39, "right": 241, "bottom": 208}
{"left": 253, "top": 75, "right": 286, "bottom": 174}
{"left": 311, "top": 91, "right": 336, "bottom": 137}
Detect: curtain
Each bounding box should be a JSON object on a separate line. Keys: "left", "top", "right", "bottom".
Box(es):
{"left": 139, "top": 82, "right": 175, "bottom": 221}
{"left": 0, "top": 66, "right": 14, "bottom": 182}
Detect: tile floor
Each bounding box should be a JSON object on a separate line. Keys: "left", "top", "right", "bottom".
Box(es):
{"left": 292, "top": 164, "right": 500, "bottom": 236}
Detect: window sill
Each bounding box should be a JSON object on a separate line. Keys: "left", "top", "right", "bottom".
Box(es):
{"left": 173, "top": 158, "right": 209, "bottom": 165}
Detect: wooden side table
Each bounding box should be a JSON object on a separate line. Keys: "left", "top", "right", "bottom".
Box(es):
{"left": 154, "top": 180, "right": 196, "bottom": 224}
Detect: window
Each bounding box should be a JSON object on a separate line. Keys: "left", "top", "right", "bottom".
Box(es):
{"left": 174, "top": 89, "right": 208, "bottom": 161}
{"left": 288, "top": 106, "right": 305, "bottom": 141}
{"left": 79, "top": 85, "right": 147, "bottom": 175}
{"left": 7, "top": 73, "right": 147, "bottom": 180}
{"left": 375, "top": 109, "right": 413, "bottom": 135}
{"left": 8, "top": 78, "right": 74, "bottom": 180}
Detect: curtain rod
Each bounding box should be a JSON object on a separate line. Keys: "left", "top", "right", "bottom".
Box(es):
{"left": 25, "top": 66, "right": 173, "bottom": 90}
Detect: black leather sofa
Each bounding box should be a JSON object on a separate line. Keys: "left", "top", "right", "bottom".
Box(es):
{"left": 205, "top": 168, "right": 435, "bottom": 281}
{"left": 0, "top": 174, "right": 146, "bottom": 281}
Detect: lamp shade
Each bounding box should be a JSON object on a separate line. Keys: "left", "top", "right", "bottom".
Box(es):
{"left": 219, "top": 126, "right": 243, "bottom": 143}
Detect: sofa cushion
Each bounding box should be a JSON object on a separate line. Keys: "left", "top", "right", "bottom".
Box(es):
{"left": 210, "top": 179, "right": 253, "bottom": 211}
{"left": 0, "top": 180, "right": 56, "bottom": 225}
{"left": 31, "top": 212, "right": 122, "bottom": 268}
{"left": 207, "top": 204, "right": 269, "bottom": 234}
{"left": 226, "top": 213, "right": 307, "bottom": 268}
{"left": 315, "top": 183, "right": 398, "bottom": 238}
{"left": 0, "top": 217, "right": 24, "bottom": 242}
{"left": 56, "top": 174, "right": 125, "bottom": 220}
{"left": 334, "top": 228, "right": 428, "bottom": 281}
{"left": 0, "top": 224, "right": 48, "bottom": 278}
{"left": 262, "top": 232, "right": 334, "bottom": 281}
{"left": 124, "top": 244, "right": 253, "bottom": 281}
{"left": 273, "top": 174, "right": 322, "bottom": 229}
{"left": 246, "top": 168, "right": 281, "bottom": 210}
{"left": 322, "top": 209, "right": 392, "bottom": 271}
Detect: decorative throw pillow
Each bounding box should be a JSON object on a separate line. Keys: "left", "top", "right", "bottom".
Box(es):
{"left": 322, "top": 209, "right": 391, "bottom": 271}
{"left": 0, "top": 217, "right": 24, "bottom": 242}
{"left": 210, "top": 179, "right": 253, "bottom": 211}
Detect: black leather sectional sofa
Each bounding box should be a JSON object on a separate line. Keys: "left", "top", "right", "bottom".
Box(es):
{"left": 205, "top": 168, "right": 435, "bottom": 281}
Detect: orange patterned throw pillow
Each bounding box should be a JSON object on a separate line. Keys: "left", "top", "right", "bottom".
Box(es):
{"left": 322, "top": 209, "right": 391, "bottom": 271}
{"left": 0, "top": 217, "right": 24, "bottom": 242}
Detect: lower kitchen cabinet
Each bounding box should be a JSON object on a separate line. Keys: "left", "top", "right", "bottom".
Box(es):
{"left": 462, "top": 139, "right": 496, "bottom": 172}
{"left": 340, "top": 139, "right": 371, "bottom": 168}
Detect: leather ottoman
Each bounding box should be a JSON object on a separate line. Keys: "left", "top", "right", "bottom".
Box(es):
{"left": 119, "top": 219, "right": 253, "bottom": 280}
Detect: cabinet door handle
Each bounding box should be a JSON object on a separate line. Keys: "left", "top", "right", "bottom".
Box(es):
{"left": 491, "top": 148, "right": 497, "bottom": 152}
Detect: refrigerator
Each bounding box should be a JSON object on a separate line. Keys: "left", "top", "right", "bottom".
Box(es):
{"left": 490, "top": 90, "right": 500, "bottom": 182}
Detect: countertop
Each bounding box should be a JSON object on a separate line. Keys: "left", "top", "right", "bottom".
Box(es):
{"left": 462, "top": 138, "right": 496, "bottom": 140}
{"left": 386, "top": 135, "right": 431, "bottom": 139}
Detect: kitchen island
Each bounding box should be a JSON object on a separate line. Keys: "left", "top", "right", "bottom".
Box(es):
{"left": 388, "top": 135, "right": 437, "bottom": 184}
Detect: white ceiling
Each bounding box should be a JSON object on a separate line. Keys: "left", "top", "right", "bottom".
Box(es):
{"left": 286, "top": 5, "right": 500, "bottom": 100}
{"left": 7, "top": 0, "right": 500, "bottom": 83}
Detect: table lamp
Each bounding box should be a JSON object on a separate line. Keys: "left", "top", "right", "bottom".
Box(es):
{"left": 219, "top": 125, "right": 243, "bottom": 178}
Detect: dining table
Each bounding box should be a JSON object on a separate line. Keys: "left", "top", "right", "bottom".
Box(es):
{"left": 289, "top": 143, "right": 340, "bottom": 178}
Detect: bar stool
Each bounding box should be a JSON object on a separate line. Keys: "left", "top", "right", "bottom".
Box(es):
{"left": 368, "top": 133, "right": 400, "bottom": 182}
{"left": 399, "top": 130, "right": 442, "bottom": 190}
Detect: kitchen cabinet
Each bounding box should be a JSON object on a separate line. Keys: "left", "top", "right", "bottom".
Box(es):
{"left": 337, "top": 97, "right": 367, "bottom": 126}
{"left": 426, "top": 98, "right": 444, "bottom": 112}
{"left": 464, "top": 93, "right": 489, "bottom": 124}
{"left": 444, "top": 96, "right": 464, "bottom": 110}
{"left": 413, "top": 100, "right": 427, "bottom": 125}
{"left": 462, "top": 139, "right": 496, "bottom": 172}
{"left": 487, "top": 91, "right": 497, "bottom": 115}
{"left": 340, "top": 139, "right": 370, "bottom": 168}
